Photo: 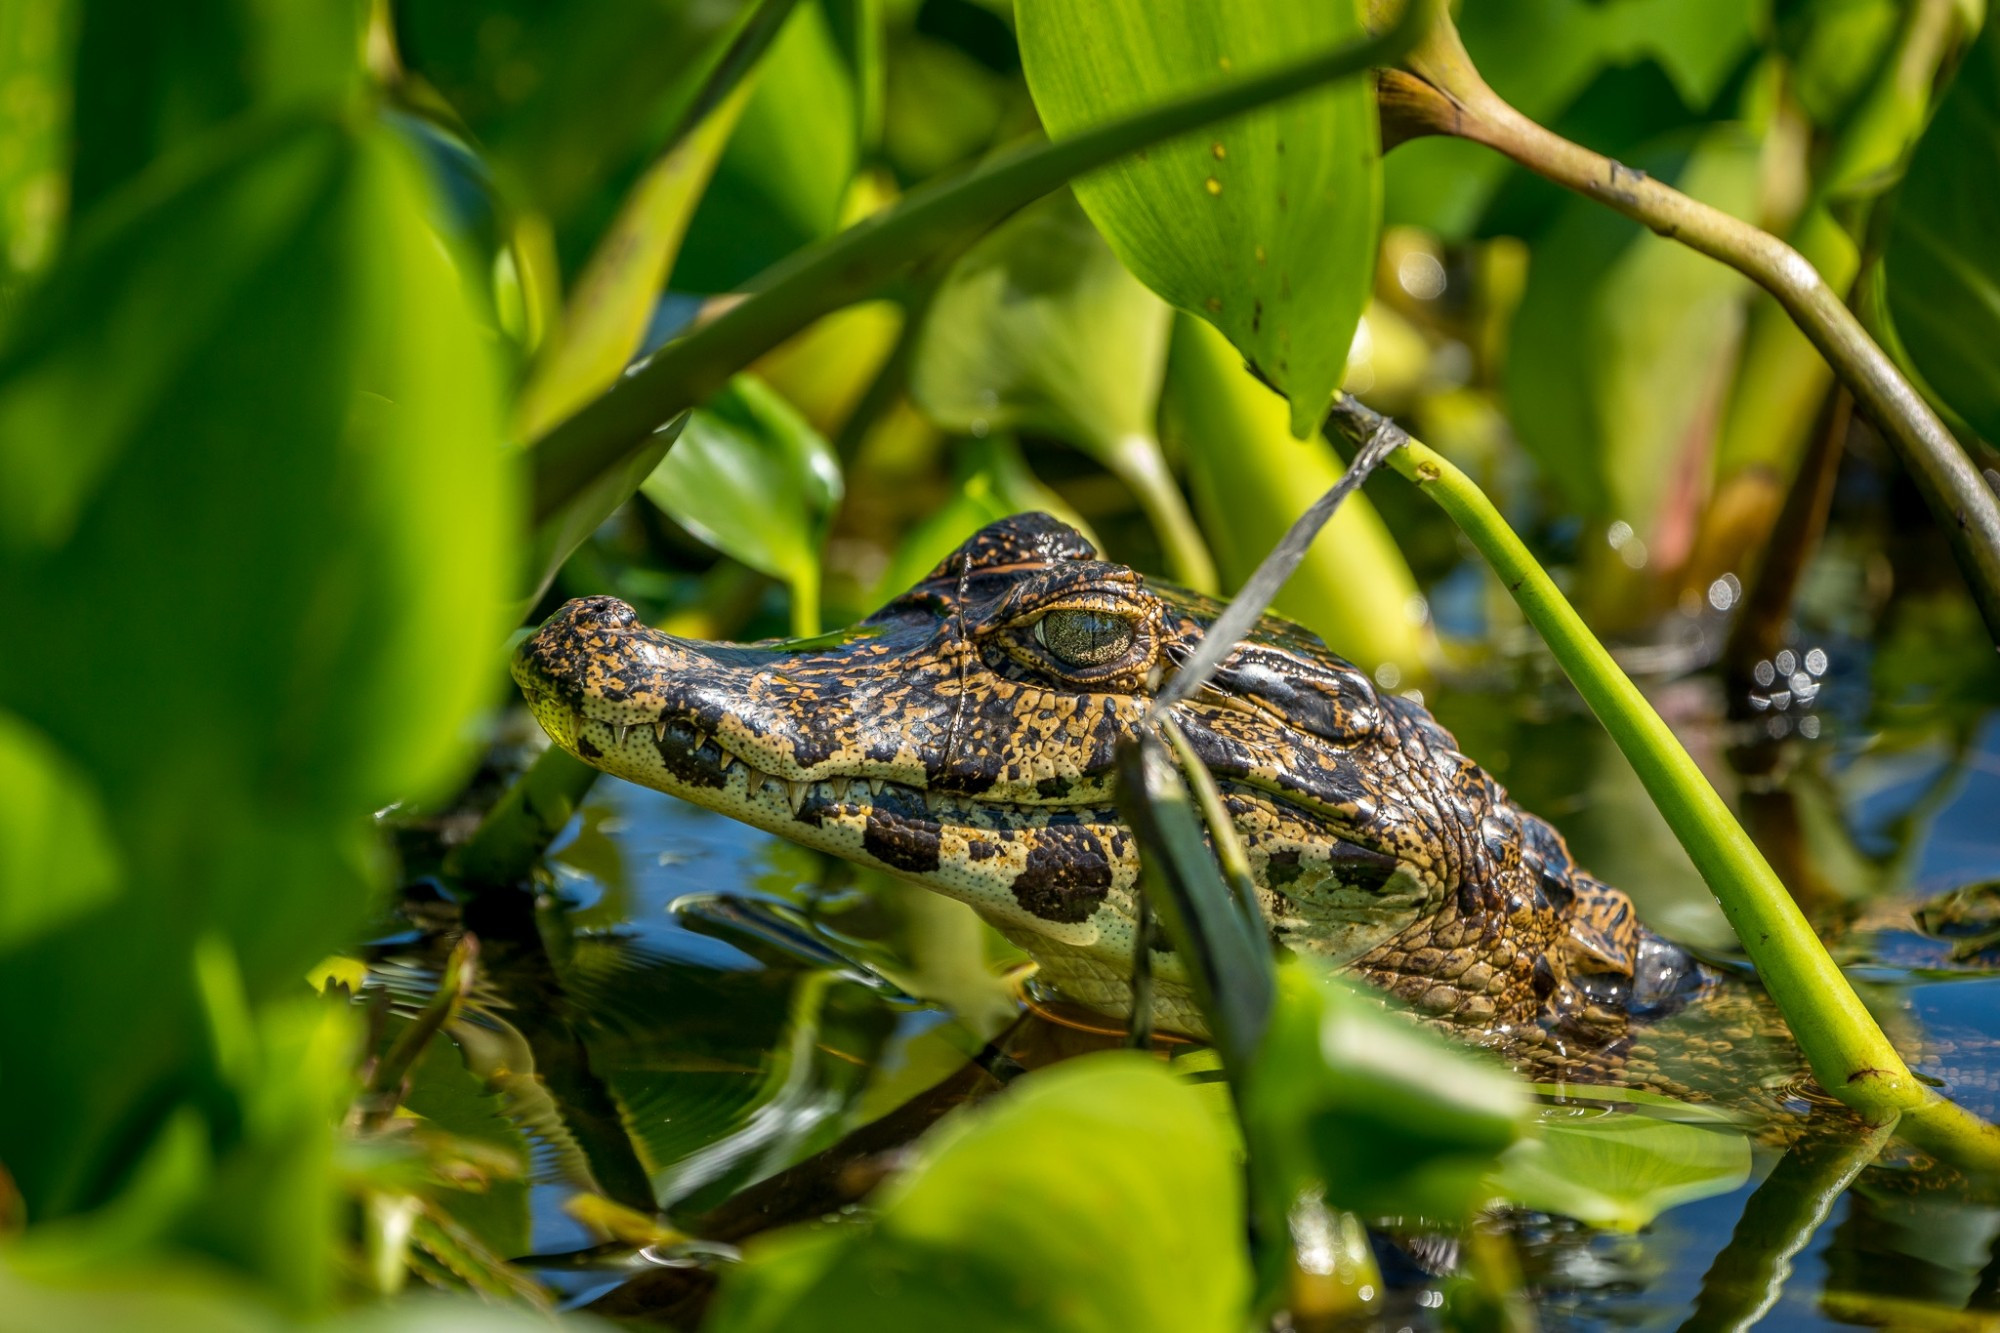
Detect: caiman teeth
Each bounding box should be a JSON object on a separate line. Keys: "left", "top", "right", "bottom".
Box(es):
{"left": 653, "top": 720, "right": 668, "bottom": 743}
{"left": 615, "top": 723, "right": 632, "bottom": 745}
{"left": 828, "top": 777, "right": 853, "bottom": 803}
{"left": 717, "top": 750, "right": 737, "bottom": 772}
{"left": 866, "top": 778, "right": 885, "bottom": 796}
{"left": 783, "top": 779, "right": 809, "bottom": 816}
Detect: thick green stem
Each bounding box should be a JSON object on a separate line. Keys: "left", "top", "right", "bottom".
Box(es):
{"left": 1104, "top": 432, "right": 1219, "bottom": 595}
{"left": 1329, "top": 400, "right": 2000, "bottom": 1169}
{"left": 526, "top": 0, "right": 1436, "bottom": 522}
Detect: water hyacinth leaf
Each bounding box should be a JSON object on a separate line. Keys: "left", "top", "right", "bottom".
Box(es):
{"left": 0, "top": 0, "right": 75, "bottom": 287}
{"left": 0, "top": 115, "right": 512, "bottom": 1221}
{"left": 870, "top": 436, "right": 1091, "bottom": 606}
{"left": 705, "top": 1053, "right": 1249, "bottom": 1333}
{"left": 66, "top": 0, "right": 363, "bottom": 222}
{"left": 910, "top": 191, "right": 1214, "bottom": 591}
{"left": 393, "top": 0, "right": 757, "bottom": 259}
{"left": 1505, "top": 124, "right": 1760, "bottom": 538}
{"left": 1487, "top": 1087, "right": 1752, "bottom": 1231}
{"left": 1162, "top": 314, "right": 1424, "bottom": 675}
{"left": 1879, "top": 19, "right": 2000, "bottom": 448}
{"left": 1018, "top": 0, "right": 1379, "bottom": 436}
{"left": 674, "top": 0, "right": 860, "bottom": 294}
{"left": 642, "top": 374, "right": 841, "bottom": 636}
{"left": 1243, "top": 963, "right": 1528, "bottom": 1222}
{"left": 0, "top": 710, "right": 119, "bottom": 949}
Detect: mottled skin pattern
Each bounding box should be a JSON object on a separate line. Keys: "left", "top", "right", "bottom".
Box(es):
{"left": 514, "top": 515, "right": 1755, "bottom": 1087}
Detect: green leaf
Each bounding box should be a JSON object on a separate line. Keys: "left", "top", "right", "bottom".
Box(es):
{"left": 675, "top": 0, "right": 860, "bottom": 294}
{"left": 1243, "top": 962, "right": 1528, "bottom": 1222}
{"left": 909, "top": 190, "right": 1214, "bottom": 591}
{"left": 1487, "top": 1086, "right": 1752, "bottom": 1231}
{"left": 705, "top": 1052, "right": 1250, "bottom": 1333}
{"left": 642, "top": 374, "right": 842, "bottom": 636}
{"left": 0, "top": 0, "right": 76, "bottom": 289}
{"left": 393, "top": 0, "right": 758, "bottom": 257}
{"left": 67, "top": 0, "right": 365, "bottom": 220}
{"left": 0, "top": 709, "right": 120, "bottom": 949}
{"left": 0, "top": 113, "right": 513, "bottom": 1228}
{"left": 1018, "top": 0, "right": 1379, "bottom": 436}
{"left": 870, "top": 436, "right": 1091, "bottom": 606}
{"left": 1879, "top": 19, "right": 2000, "bottom": 448}
{"left": 1505, "top": 123, "right": 1760, "bottom": 534}
{"left": 1162, "top": 314, "right": 1425, "bottom": 675}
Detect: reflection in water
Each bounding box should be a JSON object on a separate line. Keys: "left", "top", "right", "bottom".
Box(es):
{"left": 369, "top": 598, "right": 2000, "bottom": 1329}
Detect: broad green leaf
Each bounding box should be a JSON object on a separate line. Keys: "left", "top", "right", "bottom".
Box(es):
{"left": 1243, "top": 963, "right": 1529, "bottom": 1222}
{"left": 1162, "top": 314, "right": 1425, "bottom": 675}
{"left": 642, "top": 374, "right": 842, "bottom": 636}
{"left": 1019, "top": 0, "right": 1378, "bottom": 437}
{"left": 0, "top": 113, "right": 512, "bottom": 1230}
{"left": 675, "top": 0, "right": 861, "bottom": 293}
{"left": 1506, "top": 124, "right": 1760, "bottom": 537}
{"left": 1879, "top": 19, "right": 2000, "bottom": 447}
{"left": 393, "top": 0, "right": 757, "bottom": 259}
{"left": 0, "top": 710, "right": 120, "bottom": 949}
{"left": 705, "top": 1052, "right": 1250, "bottom": 1333}
{"left": 909, "top": 190, "right": 1214, "bottom": 591}
{"left": 0, "top": 0, "right": 75, "bottom": 289}
{"left": 1488, "top": 1087, "right": 1752, "bottom": 1231}
{"left": 870, "top": 436, "right": 1092, "bottom": 606}
{"left": 67, "top": 0, "right": 364, "bottom": 220}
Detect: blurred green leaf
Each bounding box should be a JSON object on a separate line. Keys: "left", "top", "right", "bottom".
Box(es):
{"left": 1386, "top": 0, "right": 1759, "bottom": 238}
{"left": 642, "top": 374, "right": 842, "bottom": 636}
{"left": 910, "top": 190, "right": 1214, "bottom": 590}
{"left": 0, "top": 111, "right": 512, "bottom": 1235}
{"left": 1487, "top": 1087, "right": 1752, "bottom": 1231}
{"left": 1019, "top": 0, "right": 1377, "bottom": 437}
{"left": 1244, "top": 963, "right": 1528, "bottom": 1222}
{"left": 68, "top": 0, "right": 364, "bottom": 221}
{"left": 1505, "top": 124, "right": 1760, "bottom": 536}
{"left": 675, "top": 0, "right": 861, "bottom": 293}
{"left": 393, "top": 0, "right": 757, "bottom": 259}
{"left": 1879, "top": 18, "right": 2000, "bottom": 448}
{"left": 705, "top": 1052, "right": 1250, "bottom": 1333}
{"left": 0, "top": 709, "right": 120, "bottom": 948}
{"left": 870, "top": 436, "right": 1090, "bottom": 605}
{"left": 0, "top": 0, "right": 75, "bottom": 291}
{"left": 1162, "top": 314, "right": 1426, "bottom": 675}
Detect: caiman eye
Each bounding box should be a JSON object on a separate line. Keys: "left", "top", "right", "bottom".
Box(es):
{"left": 1035, "top": 608, "right": 1135, "bottom": 666}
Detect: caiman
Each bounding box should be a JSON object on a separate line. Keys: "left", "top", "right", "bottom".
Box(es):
{"left": 513, "top": 514, "right": 1800, "bottom": 1100}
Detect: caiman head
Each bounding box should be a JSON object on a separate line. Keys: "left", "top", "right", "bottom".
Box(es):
{"left": 513, "top": 513, "right": 1660, "bottom": 1040}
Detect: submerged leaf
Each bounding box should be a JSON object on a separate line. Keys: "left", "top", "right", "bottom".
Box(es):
{"left": 1018, "top": 0, "right": 1380, "bottom": 435}
{"left": 705, "top": 1052, "right": 1250, "bottom": 1333}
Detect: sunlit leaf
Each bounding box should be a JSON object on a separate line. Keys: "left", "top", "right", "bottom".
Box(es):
{"left": 1161, "top": 314, "right": 1425, "bottom": 675}
{"left": 676, "top": 0, "right": 861, "bottom": 293}
{"left": 1505, "top": 124, "right": 1760, "bottom": 538}
{"left": 0, "top": 114, "right": 513, "bottom": 1229}
{"left": 1879, "top": 19, "right": 2000, "bottom": 448}
{"left": 1487, "top": 1086, "right": 1752, "bottom": 1231}
{"left": 909, "top": 190, "right": 1214, "bottom": 591}
{"left": 0, "top": 710, "right": 119, "bottom": 949}
{"left": 0, "top": 0, "right": 75, "bottom": 289}
{"left": 705, "top": 1053, "right": 1250, "bottom": 1333}
{"left": 642, "top": 374, "right": 842, "bottom": 636}
{"left": 1243, "top": 963, "right": 1529, "bottom": 1222}
{"left": 1019, "top": 0, "right": 1379, "bottom": 436}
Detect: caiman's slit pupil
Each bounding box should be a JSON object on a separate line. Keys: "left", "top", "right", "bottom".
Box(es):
{"left": 1035, "top": 608, "right": 1134, "bottom": 666}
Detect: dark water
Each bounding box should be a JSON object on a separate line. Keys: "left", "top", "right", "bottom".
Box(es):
{"left": 375, "top": 586, "right": 2000, "bottom": 1330}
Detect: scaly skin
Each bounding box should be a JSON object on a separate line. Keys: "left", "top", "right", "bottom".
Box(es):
{"left": 514, "top": 514, "right": 1778, "bottom": 1088}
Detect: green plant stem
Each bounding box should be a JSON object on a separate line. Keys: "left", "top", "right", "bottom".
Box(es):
{"left": 1376, "top": 12, "right": 2000, "bottom": 648}
{"left": 1328, "top": 399, "right": 2000, "bottom": 1170}
{"left": 1104, "top": 432, "right": 1219, "bottom": 595}
{"left": 526, "top": 0, "right": 1437, "bottom": 523}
